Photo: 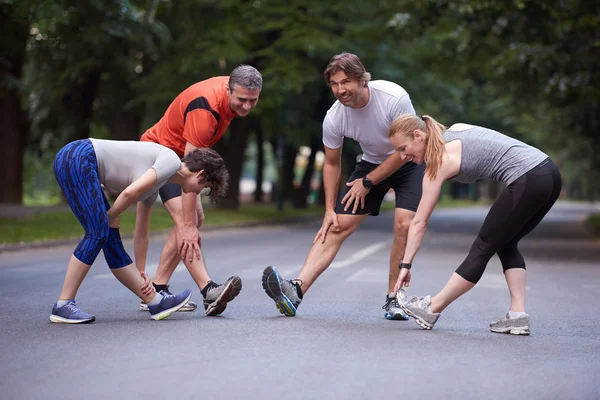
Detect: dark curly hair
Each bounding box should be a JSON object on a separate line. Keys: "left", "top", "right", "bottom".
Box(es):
{"left": 182, "top": 148, "right": 229, "bottom": 200}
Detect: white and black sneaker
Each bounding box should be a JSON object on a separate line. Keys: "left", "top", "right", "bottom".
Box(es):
{"left": 201, "top": 276, "right": 243, "bottom": 316}
{"left": 262, "top": 266, "right": 303, "bottom": 317}
{"left": 383, "top": 294, "right": 409, "bottom": 320}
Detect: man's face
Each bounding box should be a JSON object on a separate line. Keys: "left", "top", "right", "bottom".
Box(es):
{"left": 227, "top": 84, "right": 261, "bottom": 117}
{"left": 328, "top": 70, "right": 367, "bottom": 109}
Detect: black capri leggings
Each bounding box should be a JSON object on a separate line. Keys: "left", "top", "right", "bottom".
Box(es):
{"left": 455, "top": 159, "right": 562, "bottom": 283}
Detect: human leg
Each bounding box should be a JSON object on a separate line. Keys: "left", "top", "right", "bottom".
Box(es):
{"left": 401, "top": 160, "right": 561, "bottom": 331}
{"left": 382, "top": 162, "right": 424, "bottom": 320}
{"left": 262, "top": 214, "right": 366, "bottom": 316}
{"left": 50, "top": 140, "right": 114, "bottom": 323}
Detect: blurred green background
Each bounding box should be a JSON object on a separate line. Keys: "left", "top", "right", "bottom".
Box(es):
{"left": 2, "top": 0, "right": 599, "bottom": 212}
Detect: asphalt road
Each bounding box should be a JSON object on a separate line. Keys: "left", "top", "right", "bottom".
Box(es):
{"left": 1, "top": 202, "right": 599, "bottom": 400}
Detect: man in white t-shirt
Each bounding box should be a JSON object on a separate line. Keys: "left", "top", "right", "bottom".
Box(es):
{"left": 262, "top": 53, "right": 425, "bottom": 319}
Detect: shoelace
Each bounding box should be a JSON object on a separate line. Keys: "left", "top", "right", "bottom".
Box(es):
{"left": 282, "top": 279, "right": 302, "bottom": 297}
{"left": 382, "top": 297, "right": 399, "bottom": 310}
{"left": 65, "top": 302, "right": 80, "bottom": 312}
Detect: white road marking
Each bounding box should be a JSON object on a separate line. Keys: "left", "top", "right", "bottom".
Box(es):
{"left": 347, "top": 267, "right": 387, "bottom": 283}
{"left": 330, "top": 241, "right": 389, "bottom": 269}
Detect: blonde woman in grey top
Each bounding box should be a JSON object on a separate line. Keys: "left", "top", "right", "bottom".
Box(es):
{"left": 387, "top": 115, "right": 561, "bottom": 335}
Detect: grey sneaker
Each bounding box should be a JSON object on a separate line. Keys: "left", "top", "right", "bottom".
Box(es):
{"left": 397, "top": 290, "right": 440, "bottom": 330}
{"left": 383, "top": 294, "right": 409, "bottom": 320}
{"left": 262, "top": 266, "right": 302, "bottom": 316}
{"left": 490, "top": 313, "right": 530, "bottom": 335}
{"left": 49, "top": 300, "right": 95, "bottom": 324}
{"left": 202, "top": 276, "right": 242, "bottom": 316}
{"left": 139, "top": 286, "right": 198, "bottom": 312}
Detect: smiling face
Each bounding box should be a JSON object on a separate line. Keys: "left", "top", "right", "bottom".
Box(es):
{"left": 390, "top": 129, "right": 427, "bottom": 165}
{"left": 227, "top": 84, "right": 261, "bottom": 117}
{"left": 328, "top": 70, "right": 369, "bottom": 109}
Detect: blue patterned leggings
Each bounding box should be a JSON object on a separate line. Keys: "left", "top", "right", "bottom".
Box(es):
{"left": 53, "top": 139, "right": 132, "bottom": 269}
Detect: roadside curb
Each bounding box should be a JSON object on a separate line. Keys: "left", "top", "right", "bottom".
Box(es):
{"left": 0, "top": 215, "right": 319, "bottom": 253}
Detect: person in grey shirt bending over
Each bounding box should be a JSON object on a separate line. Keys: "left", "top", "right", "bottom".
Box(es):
{"left": 49, "top": 138, "right": 228, "bottom": 324}
{"left": 388, "top": 114, "right": 561, "bottom": 335}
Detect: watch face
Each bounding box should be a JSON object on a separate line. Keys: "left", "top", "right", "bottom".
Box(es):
{"left": 362, "top": 177, "right": 372, "bottom": 189}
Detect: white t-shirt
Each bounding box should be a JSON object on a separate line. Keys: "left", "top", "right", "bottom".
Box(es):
{"left": 322, "top": 80, "right": 416, "bottom": 164}
{"left": 90, "top": 139, "right": 181, "bottom": 207}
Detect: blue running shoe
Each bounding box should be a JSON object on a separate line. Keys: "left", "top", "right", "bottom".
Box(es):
{"left": 49, "top": 300, "right": 95, "bottom": 324}
{"left": 383, "top": 294, "right": 409, "bottom": 320}
{"left": 262, "top": 266, "right": 302, "bottom": 317}
{"left": 148, "top": 289, "right": 192, "bottom": 321}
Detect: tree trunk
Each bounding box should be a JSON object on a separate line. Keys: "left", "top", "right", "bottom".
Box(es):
{"left": 253, "top": 122, "right": 264, "bottom": 203}
{"left": 62, "top": 70, "right": 101, "bottom": 142}
{"left": 283, "top": 143, "right": 298, "bottom": 202}
{"left": 213, "top": 117, "right": 254, "bottom": 209}
{"left": 0, "top": 6, "right": 29, "bottom": 204}
{"left": 108, "top": 110, "right": 142, "bottom": 141}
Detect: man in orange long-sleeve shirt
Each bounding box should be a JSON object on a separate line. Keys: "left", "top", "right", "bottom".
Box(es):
{"left": 138, "top": 65, "right": 262, "bottom": 316}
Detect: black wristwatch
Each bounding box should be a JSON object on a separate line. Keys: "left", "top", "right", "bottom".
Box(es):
{"left": 399, "top": 262, "right": 412, "bottom": 270}
{"left": 362, "top": 176, "right": 373, "bottom": 189}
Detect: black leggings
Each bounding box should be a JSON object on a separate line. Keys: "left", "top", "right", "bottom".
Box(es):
{"left": 455, "top": 159, "right": 562, "bottom": 283}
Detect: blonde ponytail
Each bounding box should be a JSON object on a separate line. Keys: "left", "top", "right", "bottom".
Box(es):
{"left": 388, "top": 114, "right": 447, "bottom": 179}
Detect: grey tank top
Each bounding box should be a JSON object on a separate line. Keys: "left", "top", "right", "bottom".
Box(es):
{"left": 443, "top": 126, "right": 548, "bottom": 185}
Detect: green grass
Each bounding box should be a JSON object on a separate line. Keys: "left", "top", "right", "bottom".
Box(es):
{"left": 0, "top": 203, "right": 325, "bottom": 245}
{"left": 0, "top": 197, "right": 482, "bottom": 245}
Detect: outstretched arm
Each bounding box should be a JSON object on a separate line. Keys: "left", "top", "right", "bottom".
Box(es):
{"left": 108, "top": 168, "right": 158, "bottom": 225}
{"left": 394, "top": 173, "right": 444, "bottom": 292}
{"left": 314, "top": 146, "right": 342, "bottom": 244}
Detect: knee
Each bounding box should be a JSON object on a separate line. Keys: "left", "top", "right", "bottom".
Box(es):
{"left": 332, "top": 219, "right": 359, "bottom": 240}
{"left": 394, "top": 217, "right": 412, "bottom": 238}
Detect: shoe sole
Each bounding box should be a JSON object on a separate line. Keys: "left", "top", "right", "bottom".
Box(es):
{"left": 262, "top": 266, "right": 296, "bottom": 317}
{"left": 385, "top": 312, "right": 409, "bottom": 321}
{"left": 140, "top": 302, "right": 197, "bottom": 312}
{"left": 49, "top": 315, "right": 96, "bottom": 324}
{"left": 205, "top": 277, "right": 242, "bottom": 316}
{"left": 151, "top": 292, "right": 192, "bottom": 321}
{"left": 178, "top": 303, "right": 198, "bottom": 312}
{"left": 490, "top": 326, "right": 530, "bottom": 335}
{"left": 398, "top": 302, "right": 434, "bottom": 330}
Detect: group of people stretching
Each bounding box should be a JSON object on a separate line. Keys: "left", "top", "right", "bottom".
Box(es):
{"left": 50, "top": 53, "right": 561, "bottom": 336}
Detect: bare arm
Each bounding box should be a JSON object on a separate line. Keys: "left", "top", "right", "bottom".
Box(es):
{"left": 364, "top": 151, "right": 408, "bottom": 184}
{"left": 322, "top": 146, "right": 342, "bottom": 212}
{"left": 178, "top": 141, "right": 202, "bottom": 262}
{"left": 341, "top": 151, "right": 409, "bottom": 214}
{"left": 402, "top": 175, "right": 444, "bottom": 264}
{"left": 313, "top": 146, "right": 342, "bottom": 243}
{"left": 108, "top": 168, "right": 158, "bottom": 219}
{"left": 134, "top": 201, "right": 153, "bottom": 274}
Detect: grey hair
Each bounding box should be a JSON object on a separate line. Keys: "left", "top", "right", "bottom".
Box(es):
{"left": 229, "top": 65, "right": 263, "bottom": 91}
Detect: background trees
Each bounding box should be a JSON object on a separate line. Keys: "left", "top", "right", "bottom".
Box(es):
{"left": 2, "top": 0, "right": 598, "bottom": 206}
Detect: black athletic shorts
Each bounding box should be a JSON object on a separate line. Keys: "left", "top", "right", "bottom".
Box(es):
{"left": 335, "top": 160, "right": 425, "bottom": 216}
{"left": 159, "top": 182, "right": 182, "bottom": 203}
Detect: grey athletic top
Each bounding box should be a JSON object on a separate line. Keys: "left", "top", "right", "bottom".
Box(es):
{"left": 90, "top": 139, "right": 181, "bottom": 207}
{"left": 443, "top": 125, "right": 548, "bottom": 185}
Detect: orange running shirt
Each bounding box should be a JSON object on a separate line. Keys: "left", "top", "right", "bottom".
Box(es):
{"left": 140, "top": 76, "right": 236, "bottom": 157}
